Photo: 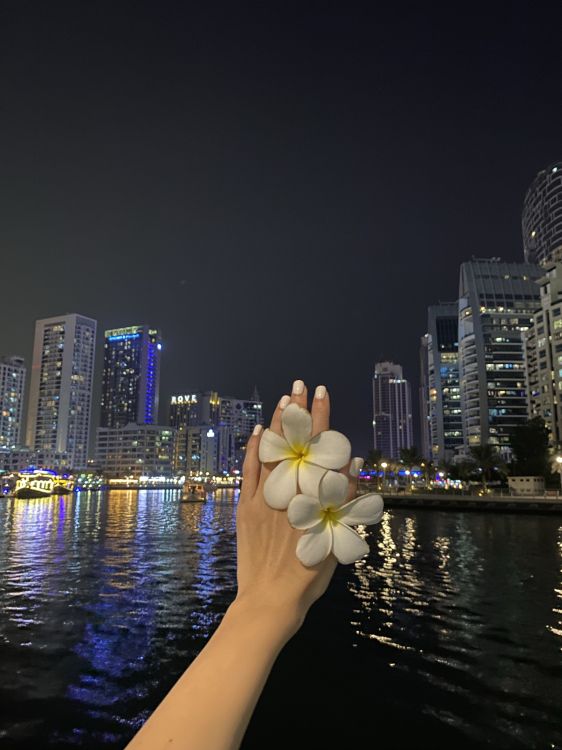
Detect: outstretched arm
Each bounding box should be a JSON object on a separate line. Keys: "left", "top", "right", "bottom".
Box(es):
{"left": 125, "top": 382, "right": 357, "bottom": 750}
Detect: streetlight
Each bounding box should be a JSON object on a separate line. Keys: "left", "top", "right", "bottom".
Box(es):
{"left": 381, "top": 462, "right": 388, "bottom": 490}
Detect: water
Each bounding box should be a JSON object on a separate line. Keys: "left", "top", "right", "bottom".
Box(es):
{"left": 0, "top": 491, "right": 560, "bottom": 749}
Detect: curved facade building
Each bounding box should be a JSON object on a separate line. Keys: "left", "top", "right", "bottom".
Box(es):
{"left": 522, "top": 161, "right": 562, "bottom": 266}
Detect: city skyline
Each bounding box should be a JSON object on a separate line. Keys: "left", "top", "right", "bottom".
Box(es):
{"left": 2, "top": 4, "right": 562, "bottom": 455}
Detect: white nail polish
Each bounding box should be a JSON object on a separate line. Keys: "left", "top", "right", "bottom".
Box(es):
{"left": 315, "top": 385, "right": 327, "bottom": 400}
{"left": 292, "top": 379, "right": 304, "bottom": 395}
{"left": 350, "top": 457, "right": 364, "bottom": 477}
{"left": 279, "top": 394, "right": 291, "bottom": 409}
{"left": 253, "top": 424, "right": 263, "bottom": 436}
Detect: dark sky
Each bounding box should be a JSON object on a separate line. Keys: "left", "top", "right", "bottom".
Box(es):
{"left": 1, "top": 1, "right": 562, "bottom": 455}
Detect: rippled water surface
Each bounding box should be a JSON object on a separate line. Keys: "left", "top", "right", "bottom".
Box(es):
{"left": 0, "top": 491, "right": 561, "bottom": 749}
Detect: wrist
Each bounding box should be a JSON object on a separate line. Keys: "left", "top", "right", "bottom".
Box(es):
{"left": 226, "top": 594, "right": 304, "bottom": 644}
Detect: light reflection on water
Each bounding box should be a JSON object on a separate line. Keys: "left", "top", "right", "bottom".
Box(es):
{"left": 348, "top": 511, "right": 562, "bottom": 748}
{"left": 0, "top": 494, "right": 561, "bottom": 749}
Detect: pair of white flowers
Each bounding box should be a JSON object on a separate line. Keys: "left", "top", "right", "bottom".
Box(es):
{"left": 258, "top": 402, "right": 384, "bottom": 567}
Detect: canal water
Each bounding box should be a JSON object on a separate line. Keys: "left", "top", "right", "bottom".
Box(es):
{"left": 0, "top": 490, "right": 560, "bottom": 749}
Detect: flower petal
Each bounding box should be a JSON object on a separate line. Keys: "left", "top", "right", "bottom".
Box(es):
{"left": 338, "top": 493, "right": 384, "bottom": 526}
{"left": 287, "top": 494, "right": 322, "bottom": 529}
{"left": 296, "top": 521, "right": 333, "bottom": 566}
{"left": 281, "top": 403, "right": 312, "bottom": 452}
{"left": 306, "top": 430, "right": 351, "bottom": 470}
{"left": 263, "top": 459, "right": 298, "bottom": 509}
{"left": 318, "top": 470, "right": 349, "bottom": 509}
{"left": 298, "top": 461, "right": 326, "bottom": 497}
{"left": 332, "top": 523, "right": 370, "bottom": 564}
{"left": 258, "top": 429, "right": 293, "bottom": 463}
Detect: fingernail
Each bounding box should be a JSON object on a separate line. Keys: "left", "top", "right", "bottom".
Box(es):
{"left": 279, "top": 394, "right": 291, "bottom": 409}
{"left": 314, "top": 385, "right": 327, "bottom": 400}
{"left": 252, "top": 424, "right": 263, "bottom": 436}
{"left": 292, "top": 379, "right": 304, "bottom": 395}
{"left": 350, "top": 457, "right": 364, "bottom": 477}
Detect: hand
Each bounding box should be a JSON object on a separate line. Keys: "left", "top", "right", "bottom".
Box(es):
{"left": 233, "top": 381, "right": 358, "bottom": 639}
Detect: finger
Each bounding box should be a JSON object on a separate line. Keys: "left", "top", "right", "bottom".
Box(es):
{"left": 240, "top": 425, "right": 263, "bottom": 500}
{"left": 310, "top": 384, "right": 330, "bottom": 436}
{"left": 290, "top": 378, "right": 308, "bottom": 410}
{"left": 270, "top": 393, "right": 291, "bottom": 436}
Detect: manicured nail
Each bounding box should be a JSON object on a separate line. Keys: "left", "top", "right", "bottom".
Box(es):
{"left": 350, "top": 457, "right": 364, "bottom": 477}
{"left": 279, "top": 394, "right": 291, "bottom": 409}
{"left": 314, "top": 385, "right": 327, "bottom": 400}
{"left": 292, "top": 379, "right": 305, "bottom": 395}
{"left": 252, "top": 424, "right": 263, "bottom": 436}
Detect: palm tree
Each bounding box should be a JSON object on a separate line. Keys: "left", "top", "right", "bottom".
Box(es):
{"left": 469, "top": 444, "right": 501, "bottom": 491}
{"left": 399, "top": 447, "right": 422, "bottom": 467}
{"left": 365, "top": 449, "right": 382, "bottom": 470}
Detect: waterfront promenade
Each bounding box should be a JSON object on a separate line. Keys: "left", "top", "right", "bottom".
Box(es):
{"left": 381, "top": 491, "right": 562, "bottom": 513}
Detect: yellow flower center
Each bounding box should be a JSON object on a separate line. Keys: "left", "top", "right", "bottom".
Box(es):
{"left": 293, "top": 444, "right": 309, "bottom": 462}
{"left": 321, "top": 506, "right": 340, "bottom": 525}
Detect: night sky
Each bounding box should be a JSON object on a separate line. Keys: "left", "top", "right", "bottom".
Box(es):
{"left": 2, "top": 1, "right": 562, "bottom": 455}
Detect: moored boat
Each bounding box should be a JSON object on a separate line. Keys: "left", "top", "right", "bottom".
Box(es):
{"left": 14, "top": 470, "right": 75, "bottom": 498}
{"left": 53, "top": 476, "right": 75, "bottom": 495}
{"left": 14, "top": 471, "right": 56, "bottom": 498}
{"left": 181, "top": 482, "right": 207, "bottom": 503}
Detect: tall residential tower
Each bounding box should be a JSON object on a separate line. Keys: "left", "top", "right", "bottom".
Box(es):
{"left": 523, "top": 161, "right": 562, "bottom": 267}
{"left": 100, "top": 325, "right": 161, "bottom": 428}
{"left": 26, "top": 314, "right": 97, "bottom": 469}
{"left": 372, "top": 362, "right": 413, "bottom": 459}
{"left": 524, "top": 259, "right": 562, "bottom": 448}
{"left": 0, "top": 356, "right": 26, "bottom": 448}
{"left": 458, "top": 259, "right": 541, "bottom": 457}
{"left": 423, "top": 303, "right": 463, "bottom": 463}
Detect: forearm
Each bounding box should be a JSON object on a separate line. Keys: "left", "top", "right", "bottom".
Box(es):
{"left": 125, "top": 599, "right": 299, "bottom": 750}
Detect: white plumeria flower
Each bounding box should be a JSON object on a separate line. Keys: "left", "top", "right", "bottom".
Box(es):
{"left": 258, "top": 402, "right": 351, "bottom": 509}
{"left": 287, "top": 470, "right": 384, "bottom": 566}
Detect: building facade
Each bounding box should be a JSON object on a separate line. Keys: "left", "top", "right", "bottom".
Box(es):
{"left": 425, "top": 303, "right": 463, "bottom": 463}
{"left": 0, "top": 447, "right": 69, "bottom": 473}
{"left": 458, "top": 259, "right": 541, "bottom": 457}
{"left": 372, "top": 362, "right": 413, "bottom": 459}
{"left": 169, "top": 390, "right": 262, "bottom": 475}
{"left": 26, "top": 314, "right": 96, "bottom": 470}
{"left": 522, "top": 161, "right": 562, "bottom": 267}
{"left": 0, "top": 355, "right": 26, "bottom": 449}
{"left": 419, "top": 335, "right": 431, "bottom": 460}
{"left": 100, "top": 325, "right": 161, "bottom": 428}
{"left": 524, "top": 260, "right": 562, "bottom": 448}
{"left": 218, "top": 395, "right": 263, "bottom": 473}
{"left": 96, "top": 424, "right": 175, "bottom": 477}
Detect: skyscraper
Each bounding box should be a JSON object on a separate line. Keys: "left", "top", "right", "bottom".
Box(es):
{"left": 458, "top": 259, "right": 541, "bottom": 456}
{"left": 0, "top": 355, "right": 26, "bottom": 448}
{"left": 26, "top": 314, "right": 96, "bottom": 469}
{"left": 522, "top": 161, "right": 562, "bottom": 267}
{"left": 423, "top": 303, "right": 463, "bottom": 463}
{"left": 372, "top": 362, "right": 413, "bottom": 459}
{"left": 419, "top": 335, "right": 431, "bottom": 460}
{"left": 100, "top": 325, "right": 161, "bottom": 428}
{"left": 524, "top": 259, "right": 562, "bottom": 448}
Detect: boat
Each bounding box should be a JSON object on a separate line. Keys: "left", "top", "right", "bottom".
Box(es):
{"left": 181, "top": 482, "right": 207, "bottom": 503}
{"left": 53, "top": 476, "right": 75, "bottom": 495}
{"left": 14, "top": 470, "right": 75, "bottom": 498}
{"left": 14, "top": 471, "right": 56, "bottom": 498}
